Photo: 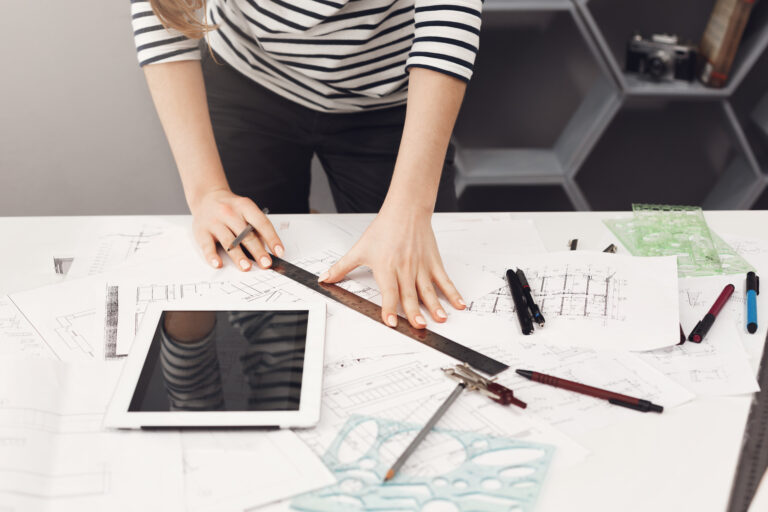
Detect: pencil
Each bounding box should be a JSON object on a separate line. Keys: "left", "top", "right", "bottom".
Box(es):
{"left": 383, "top": 382, "right": 465, "bottom": 482}
{"left": 227, "top": 224, "right": 254, "bottom": 252}
{"left": 227, "top": 208, "right": 270, "bottom": 252}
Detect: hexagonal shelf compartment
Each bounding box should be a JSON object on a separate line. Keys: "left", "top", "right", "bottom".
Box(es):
{"left": 457, "top": 0, "right": 768, "bottom": 211}
{"left": 453, "top": 0, "right": 621, "bottom": 211}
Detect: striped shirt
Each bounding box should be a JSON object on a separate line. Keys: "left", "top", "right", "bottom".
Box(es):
{"left": 130, "top": 0, "right": 482, "bottom": 112}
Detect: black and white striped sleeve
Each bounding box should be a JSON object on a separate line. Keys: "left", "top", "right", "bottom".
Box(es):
{"left": 405, "top": 0, "right": 483, "bottom": 82}
{"left": 130, "top": 0, "right": 202, "bottom": 67}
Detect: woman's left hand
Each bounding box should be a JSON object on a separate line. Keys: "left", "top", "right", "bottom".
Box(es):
{"left": 318, "top": 207, "right": 466, "bottom": 329}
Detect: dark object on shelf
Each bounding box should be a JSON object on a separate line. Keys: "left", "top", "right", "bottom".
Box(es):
{"left": 625, "top": 33, "right": 697, "bottom": 82}
{"left": 700, "top": 0, "right": 757, "bottom": 88}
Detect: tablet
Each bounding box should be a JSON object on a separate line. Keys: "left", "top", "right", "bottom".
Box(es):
{"left": 105, "top": 301, "right": 326, "bottom": 429}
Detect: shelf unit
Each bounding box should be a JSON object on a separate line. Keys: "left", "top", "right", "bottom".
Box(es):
{"left": 455, "top": 0, "right": 768, "bottom": 211}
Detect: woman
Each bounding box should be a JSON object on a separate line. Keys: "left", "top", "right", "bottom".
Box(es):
{"left": 130, "top": 0, "right": 482, "bottom": 329}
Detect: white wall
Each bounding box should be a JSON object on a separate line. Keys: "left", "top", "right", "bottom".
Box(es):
{"left": 0, "top": 1, "right": 334, "bottom": 216}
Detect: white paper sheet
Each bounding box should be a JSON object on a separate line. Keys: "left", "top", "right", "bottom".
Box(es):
{"left": 0, "top": 359, "right": 185, "bottom": 512}
{"left": 456, "top": 252, "right": 681, "bottom": 351}
{"left": 67, "top": 218, "right": 189, "bottom": 278}
{"left": 181, "top": 430, "right": 335, "bottom": 512}
{"left": 8, "top": 277, "right": 108, "bottom": 361}
{"left": 0, "top": 295, "right": 55, "bottom": 359}
{"left": 297, "top": 351, "right": 589, "bottom": 475}
{"left": 488, "top": 343, "right": 695, "bottom": 436}
{"left": 638, "top": 275, "right": 760, "bottom": 396}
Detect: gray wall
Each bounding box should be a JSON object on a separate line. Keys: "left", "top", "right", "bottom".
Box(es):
{"left": 0, "top": 1, "right": 334, "bottom": 216}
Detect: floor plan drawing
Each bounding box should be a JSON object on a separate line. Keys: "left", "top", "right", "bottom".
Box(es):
{"left": 467, "top": 265, "right": 627, "bottom": 323}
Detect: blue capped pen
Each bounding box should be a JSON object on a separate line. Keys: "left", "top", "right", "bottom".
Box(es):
{"left": 747, "top": 272, "right": 759, "bottom": 334}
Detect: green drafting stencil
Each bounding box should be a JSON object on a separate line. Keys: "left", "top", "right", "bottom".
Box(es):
{"left": 291, "top": 415, "right": 555, "bottom": 512}
{"left": 605, "top": 204, "right": 753, "bottom": 278}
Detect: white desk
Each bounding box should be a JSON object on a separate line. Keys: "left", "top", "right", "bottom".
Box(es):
{"left": 1, "top": 211, "right": 764, "bottom": 512}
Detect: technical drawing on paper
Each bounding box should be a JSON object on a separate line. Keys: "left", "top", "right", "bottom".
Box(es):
{"left": 81, "top": 225, "right": 168, "bottom": 276}
{"left": 468, "top": 265, "right": 628, "bottom": 323}
{"left": 0, "top": 297, "right": 54, "bottom": 359}
{"left": 298, "top": 360, "right": 528, "bottom": 458}
{"left": 53, "top": 309, "right": 96, "bottom": 358}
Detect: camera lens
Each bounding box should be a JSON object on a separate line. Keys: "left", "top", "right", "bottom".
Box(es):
{"left": 647, "top": 51, "right": 670, "bottom": 80}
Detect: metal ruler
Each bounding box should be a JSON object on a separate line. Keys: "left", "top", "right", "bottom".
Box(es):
{"left": 270, "top": 256, "right": 509, "bottom": 376}
{"left": 729, "top": 330, "right": 768, "bottom": 512}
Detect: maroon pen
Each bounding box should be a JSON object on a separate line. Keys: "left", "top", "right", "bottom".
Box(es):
{"left": 516, "top": 369, "right": 663, "bottom": 413}
{"left": 688, "top": 284, "right": 735, "bottom": 343}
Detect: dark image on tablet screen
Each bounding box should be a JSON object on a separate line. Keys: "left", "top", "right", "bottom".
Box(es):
{"left": 128, "top": 310, "right": 308, "bottom": 412}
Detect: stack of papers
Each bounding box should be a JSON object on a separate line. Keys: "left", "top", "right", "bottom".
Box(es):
{"left": 2, "top": 213, "right": 767, "bottom": 511}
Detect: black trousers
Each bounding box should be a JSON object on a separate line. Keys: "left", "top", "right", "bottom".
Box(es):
{"left": 202, "top": 51, "right": 458, "bottom": 214}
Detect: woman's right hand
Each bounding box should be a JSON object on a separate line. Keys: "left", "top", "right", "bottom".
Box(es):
{"left": 190, "top": 188, "right": 284, "bottom": 271}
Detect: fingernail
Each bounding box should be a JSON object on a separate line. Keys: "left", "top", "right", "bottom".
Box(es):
{"left": 436, "top": 309, "right": 447, "bottom": 319}
{"left": 274, "top": 245, "right": 284, "bottom": 257}
{"left": 387, "top": 315, "right": 397, "bottom": 327}
{"left": 260, "top": 256, "right": 271, "bottom": 268}
{"left": 318, "top": 271, "right": 329, "bottom": 283}
{"left": 239, "top": 260, "right": 251, "bottom": 270}
{"left": 415, "top": 315, "right": 426, "bottom": 326}
{"left": 458, "top": 298, "right": 466, "bottom": 307}
{"left": 211, "top": 259, "right": 220, "bottom": 268}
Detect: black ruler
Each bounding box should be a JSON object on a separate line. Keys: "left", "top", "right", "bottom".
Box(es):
{"left": 270, "top": 256, "right": 509, "bottom": 376}
{"left": 728, "top": 330, "right": 768, "bottom": 512}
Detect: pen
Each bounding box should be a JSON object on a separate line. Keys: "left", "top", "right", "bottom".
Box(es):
{"left": 747, "top": 272, "right": 759, "bottom": 334}
{"left": 384, "top": 382, "right": 466, "bottom": 482}
{"left": 516, "top": 369, "right": 663, "bottom": 413}
{"left": 506, "top": 269, "right": 534, "bottom": 335}
{"left": 516, "top": 269, "right": 545, "bottom": 326}
{"left": 689, "top": 283, "right": 735, "bottom": 343}
{"left": 227, "top": 208, "right": 270, "bottom": 252}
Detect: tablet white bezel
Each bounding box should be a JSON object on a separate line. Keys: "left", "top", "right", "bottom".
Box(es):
{"left": 105, "top": 300, "right": 326, "bottom": 429}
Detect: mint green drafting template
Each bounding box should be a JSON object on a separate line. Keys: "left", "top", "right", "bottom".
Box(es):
{"left": 605, "top": 204, "right": 753, "bottom": 277}
{"left": 291, "top": 415, "right": 555, "bottom": 512}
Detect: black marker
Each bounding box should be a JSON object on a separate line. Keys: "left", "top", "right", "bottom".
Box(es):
{"left": 506, "top": 269, "right": 533, "bottom": 335}
{"left": 516, "top": 269, "right": 545, "bottom": 326}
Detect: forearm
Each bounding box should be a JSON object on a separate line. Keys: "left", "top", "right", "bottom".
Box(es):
{"left": 144, "top": 60, "right": 229, "bottom": 211}
{"left": 383, "top": 68, "right": 466, "bottom": 215}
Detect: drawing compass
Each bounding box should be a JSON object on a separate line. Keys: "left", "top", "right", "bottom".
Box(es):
{"left": 443, "top": 363, "right": 527, "bottom": 409}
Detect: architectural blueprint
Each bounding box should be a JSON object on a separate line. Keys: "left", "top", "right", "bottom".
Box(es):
{"left": 8, "top": 277, "right": 106, "bottom": 361}
{"left": 67, "top": 219, "right": 189, "bottom": 278}
{"left": 0, "top": 296, "right": 54, "bottom": 359}
{"left": 296, "top": 353, "right": 590, "bottom": 474}
{"left": 489, "top": 343, "right": 694, "bottom": 435}
{"left": 0, "top": 359, "right": 184, "bottom": 512}
{"left": 458, "top": 252, "right": 681, "bottom": 351}
{"left": 637, "top": 275, "right": 760, "bottom": 396}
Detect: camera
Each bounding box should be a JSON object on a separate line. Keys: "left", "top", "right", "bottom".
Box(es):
{"left": 625, "top": 34, "right": 697, "bottom": 82}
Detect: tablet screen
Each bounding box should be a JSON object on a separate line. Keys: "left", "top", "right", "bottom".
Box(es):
{"left": 128, "top": 310, "right": 309, "bottom": 412}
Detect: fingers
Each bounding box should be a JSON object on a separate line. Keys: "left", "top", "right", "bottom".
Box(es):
{"left": 417, "top": 275, "right": 447, "bottom": 323}
{"left": 241, "top": 232, "right": 272, "bottom": 269}
{"left": 432, "top": 265, "right": 466, "bottom": 310}
{"left": 241, "top": 200, "right": 284, "bottom": 257}
{"left": 211, "top": 225, "right": 252, "bottom": 271}
{"left": 377, "top": 273, "right": 400, "bottom": 328}
{"left": 398, "top": 272, "right": 426, "bottom": 329}
{"left": 318, "top": 250, "right": 361, "bottom": 284}
{"left": 194, "top": 229, "right": 221, "bottom": 269}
